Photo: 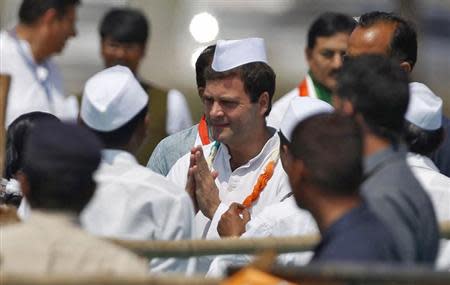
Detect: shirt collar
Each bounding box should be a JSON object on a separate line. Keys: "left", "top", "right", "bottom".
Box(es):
{"left": 364, "top": 144, "right": 407, "bottom": 175}
{"left": 406, "top": 152, "right": 440, "bottom": 172}
{"left": 28, "top": 210, "right": 79, "bottom": 227}
{"left": 101, "top": 149, "right": 138, "bottom": 165}
{"left": 218, "top": 127, "right": 279, "bottom": 170}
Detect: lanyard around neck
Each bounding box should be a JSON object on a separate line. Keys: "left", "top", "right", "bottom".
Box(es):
{"left": 8, "top": 29, "right": 54, "bottom": 108}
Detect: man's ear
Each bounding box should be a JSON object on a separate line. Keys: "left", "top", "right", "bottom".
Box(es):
{"left": 342, "top": 99, "right": 355, "bottom": 115}
{"left": 288, "top": 158, "right": 307, "bottom": 196}
{"left": 399, "top": 61, "right": 412, "bottom": 73}
{"left": 332, "top": 96, "right": 354, "bottom": 115}
{"left": 197, "top": 87, "right": 205, "bottom": 98}
{"left": 258, "top": 91, "right": 270, "bottom": 116}
{"left": 40, "top": 8, "right": 58, "bottom": 26}
{"left": 16, "top": 171, "right": 31, "bottom": 202}
{"left": 305, "top": 47, "right": 312, "bottom": 62}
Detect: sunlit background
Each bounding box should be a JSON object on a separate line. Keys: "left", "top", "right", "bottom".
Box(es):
{"left": 1, "top": 0, "right": 449, "bottom": 120}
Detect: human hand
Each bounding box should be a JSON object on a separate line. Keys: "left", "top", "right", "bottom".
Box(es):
{"left": 190, "top": 146, "right": 220, "bottom": 219}
{"left": 217, "top": 202, "right": 251, "bottom": 237}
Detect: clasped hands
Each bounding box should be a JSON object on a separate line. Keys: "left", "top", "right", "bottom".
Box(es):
{"left": 186, "top": 146, "right": 251, "bottom": 237}
{"left": 186, "top": 146, "right": 220, "bottom": 219}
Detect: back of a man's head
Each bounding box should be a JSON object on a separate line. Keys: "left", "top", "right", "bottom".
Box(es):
{"left": 99, "top": 8, "right": 149, "bottom": 45}
{"left": 403, "top": 83, "right": 445, "bottom": 155}
{"left": 21, "top": 121, "right": 101, "bottom": 213}
{"left": 336, "top": 55, "right": 409, "bottom": 141}
{"left": 19, "top": 0, "right": 80, "bottom": 25}
{"left": 290, "top": 113, "right": 363, "bottom": 196}
{"left": 358, "top": 11, "right": 417, "bottom": 69}
{"left": 307, "top": 12, "right": 356, "bottom": 49}
{"left": 80, "top": 66, "right": 149, "bottom": 149}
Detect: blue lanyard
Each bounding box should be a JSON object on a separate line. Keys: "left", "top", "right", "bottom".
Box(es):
{"left": 8, "top": 28, "right": 54, "bottom": 108}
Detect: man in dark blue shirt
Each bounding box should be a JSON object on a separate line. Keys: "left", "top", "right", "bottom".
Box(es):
{"left": 284, "top": 112, "right": 400, "bottom": 263}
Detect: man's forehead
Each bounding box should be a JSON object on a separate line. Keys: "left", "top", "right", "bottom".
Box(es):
{"left": 204, "top": 76, "right": 247, "bottom": 97}
{"left": 205, "top": 75, "right": 243, "bottom": 89}
{"left": 313, "top": 33, "right": 350, "bottom": 50}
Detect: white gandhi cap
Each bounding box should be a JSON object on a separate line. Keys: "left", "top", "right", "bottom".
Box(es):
{"left": 280, "top": 97, "right": 334, "bottom": 141}
{"left": 405, "top": 82, "right": 442, "bottom": 130}
{"left": 81, "top": 65, "right": 148, "bottom": 132}
{"left": 212, "top": 37, "right": 268, "bottom": 72}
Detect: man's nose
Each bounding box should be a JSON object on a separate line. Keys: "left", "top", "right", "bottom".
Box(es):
{"left": 332, "top": 53, "right": 344, "bottom": 69}
{"left": 209, "top": 101, "right": 224, "bottom": 118}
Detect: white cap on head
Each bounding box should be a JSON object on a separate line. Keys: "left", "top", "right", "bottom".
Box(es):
{"left": 280, "top": 97, "right": 334, "bottom": 141}
{"left": 212, "top": 37, "right": 268, "bottom": 72}
{"left": 405, "top": 82, "right": 442, "bottom": 131}
{"left": 81, "top": 65, "right": 148, "bottom": 132}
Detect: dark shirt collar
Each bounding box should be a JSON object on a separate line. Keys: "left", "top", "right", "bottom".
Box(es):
{"left": 364, "top": 144, "right": 407, "bottom": 176}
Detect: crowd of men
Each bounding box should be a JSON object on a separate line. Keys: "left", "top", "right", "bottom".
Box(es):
{"left": 1, "top": 0, "right": 449, "bottom": 278}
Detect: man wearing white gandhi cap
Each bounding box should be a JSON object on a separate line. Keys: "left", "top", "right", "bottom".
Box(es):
{"left": 403, "top": 82, "right": 450, "bottom": 270}
{"left": 168, "top": 38, "right": 291, "bottom": 245}
{"left": 207, "top": 96, "right": 333, "bottom": 277}
{"left": 79, "top": 65, "right": 196, "bottom": 274}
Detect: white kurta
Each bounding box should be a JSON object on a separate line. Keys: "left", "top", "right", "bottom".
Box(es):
{"left": 267, "top": 74, "right": 317, "bottom": 129}
{"left": 406, "top": 153, "right": 450, "bottom": 270}
{"left": 80, "top": 149, "right": 196, "bottom": 274}
{"left": 167, "top": 132, "right": 292, "bottom": 240}
{"left": 0, "top": 30, "right": 78, "bottom": 126}
{"left": 207, "top": 196, "right": 318, "bottom": 277}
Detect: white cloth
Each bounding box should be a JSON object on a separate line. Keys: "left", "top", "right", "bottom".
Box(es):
{"left": 167, "top": 132, "right": 292, "bottom": 240}
{"left": 267, "top": 74, "right": 317, "bottom": 129}
{"left": 207, "top": 196, "right": 318, "bottom": 277}
{"left": 166, "top": 89, "right": 193, "bottom": 135}
{"left": 1, "top": 210, "right": 148, "bottom": 276}
{"left": 80, "top": 149, "right": 196, "bottom": 274}
{"left": 0, "top": 30, "right": 78, "bottom": 126}
{"left": 406, "top": 153, "right": 450, "bottom": 270}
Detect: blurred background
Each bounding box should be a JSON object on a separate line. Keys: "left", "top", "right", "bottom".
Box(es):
{"left": 1, "top": 0, "right": 449, "bottom": 120}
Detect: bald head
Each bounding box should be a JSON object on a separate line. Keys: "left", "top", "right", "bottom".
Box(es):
{"left": 347, "top": 11, "right": 417, "bottom": 73}
{"left": 347, "top": 22, "right": 396, "bottom": 57}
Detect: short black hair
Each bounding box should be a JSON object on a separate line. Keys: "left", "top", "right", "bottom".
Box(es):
{"left": 19, "top": 0, "right": 80, "bottom": 25}
{"left": 195, "top": 45, "right": 216, "bottom": 89}
{"left": 336, "top": 55, "right": 409, "bottom": 144}
{"left": 86, "top": 106, "right": 148, "bottom": 148}
{"left": 204, "top": 62, "right": 276, "bottom": 116}
{"left": 307, "top": 12, "right": 356, "bottom": 49}
{"left": 23, "top": 121, "right": 101, "bottom": 213}
{"left": 290, "top": 113, "right": 363, "bottom": 195}
{"left": 358, "top": 11, "right": 418, "bottom": 69}
{"left": 99, "top": 8, "right": 149, "bottom": 44}
{"left": 403, "top": 121, "right": 445, "bottom": 155}
{"left": 5, "top": 112, "right": 60, "bottom": 179}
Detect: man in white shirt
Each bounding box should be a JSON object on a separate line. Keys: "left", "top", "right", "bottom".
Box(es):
{"left": 0, "top": 0, "right": 80, "bottom": 126}
{"left": 79, "top": 66, "right": 195, "bottom": 274}
{"left": 1, "top": 120, "right": 148, "bottom": 276}
{"left": 168, "top": 38, "right": 291, "bottom": 242}
{"left": 267, "top": 12, "right": 355, "bottom": 128}
{"left": 207, "top": 97, "right": 333, "bottom": 276}
{"left": 403, "top": 82, "right": 450, "bottom": 270}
